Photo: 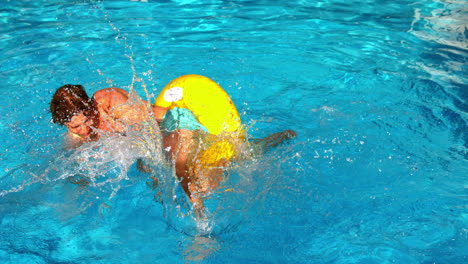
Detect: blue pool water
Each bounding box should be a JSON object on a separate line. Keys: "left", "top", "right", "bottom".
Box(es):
{"left": 1, "top": 0, "right": 467, "bottom": 263}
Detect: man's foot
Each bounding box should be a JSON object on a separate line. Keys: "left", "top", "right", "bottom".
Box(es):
{"left": 252, "top": 130, "right": 297, "bottom": 152}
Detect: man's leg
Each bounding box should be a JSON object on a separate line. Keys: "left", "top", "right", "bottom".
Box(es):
{"left": 250, "top": 130, "right": 297, "bottom": 153}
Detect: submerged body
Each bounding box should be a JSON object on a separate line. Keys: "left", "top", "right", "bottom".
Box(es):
{"left": 154, "top": 75, "right": 245, "bottom": 210}
{"left": 50, "top": 77, "right": 296, "bottom": 214}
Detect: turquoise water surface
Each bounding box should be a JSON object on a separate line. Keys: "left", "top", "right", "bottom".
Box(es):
{"left": 0, "top": 0, "right": 467, "bottom": 263}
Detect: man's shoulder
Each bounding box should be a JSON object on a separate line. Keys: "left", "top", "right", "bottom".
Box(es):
{"left": 94, "top": 87, "right": 128, "bottom": 97}
{"left": 94, "top": 88, "right": 129, "bottom": 101}
{"left": 93, "top": 88, "right": 129, "bottom": 109}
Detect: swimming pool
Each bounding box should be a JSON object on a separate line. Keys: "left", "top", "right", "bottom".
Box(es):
{"left": 1, "top": 0, "right": 467, "bottom": 263}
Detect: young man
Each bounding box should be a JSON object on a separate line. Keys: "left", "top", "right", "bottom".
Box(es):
{"left": 50, "top": 84, "right": 167, "bottom": 143}
{"left": 50, "top": 84, "right": 296, "bottom": 214}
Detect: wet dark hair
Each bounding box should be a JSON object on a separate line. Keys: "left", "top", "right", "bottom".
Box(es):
{"left": 50, "top": 84, "right": 97, "bottom": 125}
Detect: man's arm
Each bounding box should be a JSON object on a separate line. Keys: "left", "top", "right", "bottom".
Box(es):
{"left": 93, "top": 88, "right": 130, "bottom": 117}
{"left": 152, "top": 105, "right": 168, "bottom": 123}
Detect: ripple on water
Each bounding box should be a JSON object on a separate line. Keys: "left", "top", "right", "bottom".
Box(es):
{"left": 388, "top": 216, "right": 455, "bottom": 250}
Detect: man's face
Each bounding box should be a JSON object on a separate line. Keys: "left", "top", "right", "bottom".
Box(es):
{"left": 65, "top": 112, "right": 93, "bottom": 139}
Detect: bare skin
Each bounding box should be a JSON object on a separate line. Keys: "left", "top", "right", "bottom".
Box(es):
{"left": 65, "top": 88, "right": 167, "bottom": 143}
{"left": 62, "top": 88, "right": 212, "bottom": 210}
{"left": 162, "top": 128, "right": 297, "bottom": 215}
{"left": 61, "top": 87, "right": 296, "bottom": 216}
